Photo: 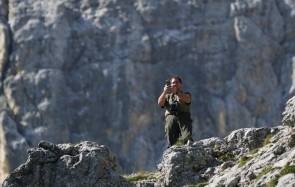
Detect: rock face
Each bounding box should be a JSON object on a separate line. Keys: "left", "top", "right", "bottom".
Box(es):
{"left": 2, "top": 141, "right": 132, "bottom": 187}
{"left": 3, "top": 96, "right": 295, "bottom": 186}
{"left": 1, "top": 0, "right": 295, "bottom": 179}
{"left": 3, "top": 126, "right": 295, "bottom": 187}
{"left": 141, "top": 125, "right": 295, "bottom": 187}
{"left": 136, "top": 95, "right": 295, "bottom": 186}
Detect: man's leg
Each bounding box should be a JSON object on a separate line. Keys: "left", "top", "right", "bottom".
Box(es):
{"left": 178, "top": 114, "right": 193, "bottom": 144}
{"left": 165, "top": 115, "right": 180, "bottom": 146}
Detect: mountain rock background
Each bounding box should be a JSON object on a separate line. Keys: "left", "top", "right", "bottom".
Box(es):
{"left": 0, "top": 0, "right": 295, "bottom": 182}
{"left": 3, "top": 101, "right": 295, "bottom": 187}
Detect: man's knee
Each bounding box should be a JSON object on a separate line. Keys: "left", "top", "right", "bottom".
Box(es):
{"left": 165, "top": 115, "right": 178, "bottom": 127}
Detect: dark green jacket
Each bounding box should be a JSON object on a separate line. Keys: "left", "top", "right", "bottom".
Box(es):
{"left": 162, "top": 91, "right": 191, "bottom": 117}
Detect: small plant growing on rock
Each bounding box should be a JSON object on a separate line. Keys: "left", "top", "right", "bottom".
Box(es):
{"left": 255, "top": 165, "right": 274, "bottom": 181}
{"left": 249, "top": 148, "right": 259, "bottom": 155}
{"left": 263, "top": 134, "right": 272, "bottom": 146}
{"left": 280, "top": 164, "right": 295, "bottom": 176}
{"left": 217, "top": 152, "right": 235, "bottom": 162}
{"left": 266, "top": 164, "right": 295, "bottom": 186}
{"left": 238, "top": 155, "right": 253, "bottom": 167}
{"left": 187, "top": 179, "right": 208, "bottom": 187}
{"left": 123, "top": 171, "right": 158, "bottom": 182}
{"left": 266, "top": 177, "right": 278, "bottom": 187}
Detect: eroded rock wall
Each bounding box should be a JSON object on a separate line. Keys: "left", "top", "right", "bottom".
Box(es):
{"left": 0, "top": 0, "right": 295, "bottom": 180}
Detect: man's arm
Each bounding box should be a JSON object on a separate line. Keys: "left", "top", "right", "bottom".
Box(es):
{"left": 158, "top": 85, "right": 170, "bottom": 107}
{"left": 177, "top": 92, "right": 191, "bottom": 104}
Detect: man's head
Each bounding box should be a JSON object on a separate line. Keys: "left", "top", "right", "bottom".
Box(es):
{"left": 170, "top": 76, "right": 182, "bottom": 93}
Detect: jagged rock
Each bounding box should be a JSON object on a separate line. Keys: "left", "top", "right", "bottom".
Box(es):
{"left": 2, "top": 141, "right": 133, "bottom": 187}
{"left": 1, "top": 0, "right": 295, "bottom": 180}
{"left": 224, "top": 127, "right": 271, "bottom": 155}
{"left": 277, "top": 174, "right": 295, "bottom": 187}
{"left": 283, "top": 96, "right": 295, "bottom": 127}
{"left": 157, "top": 144, "right": 217, "bottom": 186}
{"left": 0, "top": 111, "right": 29, "bottom": 183}
{"left": 3, "top": 125, "right": 295, "bottom": 187}
{"left": 154, "top": 126, "right": 295, "bottom": 187}
{"left": 0, "top": 21, "right": 9, "bottom": 83}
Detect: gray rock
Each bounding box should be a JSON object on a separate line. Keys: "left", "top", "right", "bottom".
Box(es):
{"left": 1, "top": 0, "right": 295, "bottom": 180}
{"left": 277, "top": 174, "right": 295, "bottom": 187}
{"left": 225, "top": 127, "right": 271, "bottom": 154}
{"left": 157, "top": 144, "right": 217, "bottom": 187}
{"left": 156, "top": 125, "right": 295, "bottom": 187}
{"left": 2, "top": 141, "right": 133, "bottom": 187}
{"left": 0, "top": 111, "right": 29, "bottom": 183}
{"left": 283, "top": 96, "right": 295, "bottom": 127}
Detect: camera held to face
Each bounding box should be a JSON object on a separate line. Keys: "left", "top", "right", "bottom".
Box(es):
{"left": 165, "top": 79, "right": 171, "bottom": 87}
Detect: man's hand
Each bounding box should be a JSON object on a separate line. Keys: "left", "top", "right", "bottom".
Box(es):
{"left": 158, "top": 85, "right": 171, "bottom": 107}
{"left": 176, "top": 92, "right": 191, "bottom": 104}
{"left": 164, "top": 85, "right": 172, "bottom": 94}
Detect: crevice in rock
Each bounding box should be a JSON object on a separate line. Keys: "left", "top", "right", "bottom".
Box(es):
{"left": 0, "top": 0, "right": 10, "bottom": 85}
{"left": 0, "top": 0, "right": 33, "bottom": 147}
{"left": 131, "top": 2, "right": 155, "bottom": 64}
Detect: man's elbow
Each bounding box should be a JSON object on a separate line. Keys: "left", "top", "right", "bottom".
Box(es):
{"left": 158, "top": 99, "right": 164, "bottom": 107}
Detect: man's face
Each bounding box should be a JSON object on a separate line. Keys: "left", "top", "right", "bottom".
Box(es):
{"left": 171, "top": 78, "right": 182, "bottom": 93}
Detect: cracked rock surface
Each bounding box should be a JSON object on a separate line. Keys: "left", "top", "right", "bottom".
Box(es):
{"left": 4, "top": 95, "right": 295, "bottom": 187}
{"left": 2, "top": 141, "right": 133, "bottom": 187}
{"left": 1, "top": 0, "right": 295, "bottom": 181}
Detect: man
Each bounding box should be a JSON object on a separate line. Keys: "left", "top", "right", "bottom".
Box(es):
{"left": 158, "top": 76, "right": 193, "bottom": 147}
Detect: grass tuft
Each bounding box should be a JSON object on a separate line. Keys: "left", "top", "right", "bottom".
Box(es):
{"left": 187, "top": 180, "right": 208, "bottom": 187}
{"left": 280, "top": 164, "right": 295, "bottom": 176}
{"left": 265, "top": 164, "right": 295, "bottom": 186}
{"left": 238, "top": 155, "right": 253, "bottom": 167}
{"left": 249, "top": 148, "right": 259, "bottom": 155}
{"left": 123, "top": 171, "right": 157, "bottom": 182}
{"left": 266, "top": 177, "right": 278, "bottom": 187}
{"left": 256, "top": 165, "right": 274, "bottom": 181}
{"left": 263, "top": 134, "right": 272, "bottom": 146}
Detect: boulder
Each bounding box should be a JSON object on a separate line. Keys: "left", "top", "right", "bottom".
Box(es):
{"left": 2, "top": 141, "right": 133, "bottom": 187}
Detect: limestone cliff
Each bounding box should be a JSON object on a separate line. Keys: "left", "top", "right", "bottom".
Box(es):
{"left": 2, "top": 96, "right": 295, "bottom": 186}
{"left": 1, "top": 0, "right": 295, "bottom": 181}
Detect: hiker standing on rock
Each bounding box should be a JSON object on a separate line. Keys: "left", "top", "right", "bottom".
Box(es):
{"left": 158, "top": 76, "right": 193, "bottom": 147}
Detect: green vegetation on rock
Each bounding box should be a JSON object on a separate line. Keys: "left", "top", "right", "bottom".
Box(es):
{"left": 266, "top": 177, "right": 278, "bottom": 187}
{"left": 123, "top": 171, "right": 158, "bottom": 182}
{"left": 218, "top": 152, "right": 235, "bottom": 162}
{"left": 238, "top": 155, "right": 253, "bottom": 167}
{"left": 187, "top": 180, "right": 208, "bottom": 187}
{"left": 266, "top": 164, "right": 295, "bottom": 186}
{"left": 256, "top": 165, "right": 274, "bottom": 181}
{"left": 263, "top": 134, "right": 272, "bottom": 146}
{"left": 280, "top": 164, "right": 295, "bottom": 176}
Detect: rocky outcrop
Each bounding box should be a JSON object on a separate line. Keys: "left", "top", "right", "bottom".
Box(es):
{"left": 0, "top": 111, "right": 29, "bottom": 183}
{"left": 1, "top": 0, "right": 295, "bottom": 180}
{"left": 135, "top": 95, "right": 295, "bottom": 186}
{"left": 133, "top": 125, "right": 294, "bottom": 187}
{"left": 282, "top": 96, "right": 295, "bottom": 127}
{"left": 4, "top": 125, "right": 295, "bottom": 187}
{"left": 3, "top": 96, "right": 295, "bottom": 186}
{"left": 2, "top": 141, "right": 133, "bottom": 187}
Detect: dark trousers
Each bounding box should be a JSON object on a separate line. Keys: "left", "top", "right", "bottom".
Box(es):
{"left": 165, "top": 113, "right": 192, "bottom": 146}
